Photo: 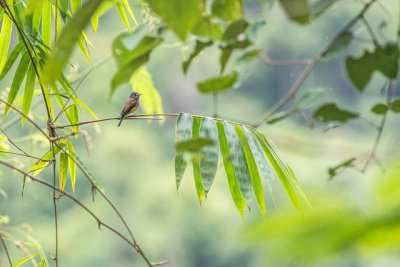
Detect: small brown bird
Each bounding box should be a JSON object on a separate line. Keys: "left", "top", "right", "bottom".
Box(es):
{"left": 118, "top": 92, "right": 141, "bottom": 127}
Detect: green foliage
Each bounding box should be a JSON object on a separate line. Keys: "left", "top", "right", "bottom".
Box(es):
{"left": 278, "top": 0, "right": 310, "bottom": 24}
{"left": 197, "top": 72, "right": 238, "bottom": 93}
{"left": 314, "top": 103, "right": 359, "bottom": 123}
{"left": 346, "top": 43, "right": 399, "bottom": 91}
{"left": 0, "top": 4, "right": 14, "bottom": 73}
{"left": 174, "top": 114, "right": 309, "bottom": 216}
{"left": 211, "top": 0, "right": 243, "bottom": 22}
{"left": 183, "top": 40, "right": 213, "bottom": 74}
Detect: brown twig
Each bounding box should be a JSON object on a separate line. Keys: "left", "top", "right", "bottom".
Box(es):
{"left": 255, "top": 0, "right": 378, "bottom": 127}
{"left": 0, "top": 160, "right": 166, "bottom": 267}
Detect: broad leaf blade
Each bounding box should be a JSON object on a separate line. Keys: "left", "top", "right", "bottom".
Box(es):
{"left": 237, "top": 125, "right": 266, "bottom": 215}
{"left": 192, "top": 117, "right": 206, "bottom": 203}
{"left": 5, "top": 53, "right": 31, "bottom": 116}
{"left": 22, "top": 63, "right": 37, "bottom": 125}
{"left": 199, "top": 118, "right": 219, "bottom": 194}
{"left": 217, "top": 121, "right": 246, "bottom": 217}
{"left": 0, "top": 6, "right": 14, "bottom": 73}
{"left": 211, "top": 0, "right": 243, "bottom": 22}
{"left": 223, "top": 122, "right": 252, "bottom": 206}
{"left": 175, "top": 113, "right": 193, "bottom": 189}
{"left": 197, "top": 71, "right": 238, "bottom": 94}
{"left": 67, "top": 141, "right": 77, "bottom": 191}
{"left": 0, "top": 42, "right": 24, "bottom": 80}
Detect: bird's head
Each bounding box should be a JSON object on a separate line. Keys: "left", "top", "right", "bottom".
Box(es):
{"left": 129, "top": 92, "right": 142, "bottom": 99}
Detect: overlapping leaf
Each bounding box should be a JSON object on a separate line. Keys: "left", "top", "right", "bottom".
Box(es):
{"left": 174, "top": 114, "right": 310, "bottom": 216}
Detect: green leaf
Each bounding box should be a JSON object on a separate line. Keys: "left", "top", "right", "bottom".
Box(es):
{"left": 199, "top": 118, "right": 219, "bottom": 194}
{"left": 66, "top": 104, "right": 79, "bottom": 133}
{"left": 391, "top": 99, "right": 400, "bottom": 113}
{"left": 183, "top": 40, "right": 213, "bottom": 74}
{"left": 223, "top": 122, "right": 252, "bottom": 206}
{"left": 130, "top": 67, "right": 164, "bottom": 114}
{"left": 217, "top": 121, "right": 246, "bottom": 217}
{"left": 295, "top": 88, "right": 325, "bottom": 109}
{"left": 236, "top": 125, "right": 266, "bottom": 215}
{"left": 197, "top": 71, "right": 238, "bottom": 94}
{"left": 71, "top": 0, "right": 82, "bottom": 13}
{"left": 219, "top": 48, "right": 232, "bottom": 74}
{"left": 67, "top": 141, "right": 77, "bottom": 191}
{"left": 346, "top": 43, "right": 399, "bottom": 91}
{"left": 42, "top": 0, "right": 105, "bottom": 85}
{"left": 175, "top": 113, "right": 193, "bottom": 190}
{"left": 236, "top": 49, "right": 261, "bottom": 65}
{"left": 310, "top": 0, "right": 336, "bottom": 18}
{"left": 13, "top": 252, "right": 40, "bottom": 267}
{"left": 115, "top": 0, "right": 131, "bottom": 30}
{"left": 243, "top": 127, "right": 273, "bottom": 183}
{"left": 253, "top": 130, "right": 308, "bottom": 213}
{"left": 22, "top": 63, "right": 37, "bottom": 125}
{"left": 0, "top": 43, "right": 24, "bottom": 80}
{"left": 0, "top": 8, "right": 14, "bottom": 74}
{"left": 323, "top": 33, "right": 352, "bottom": 61}
{"left": 314, "top": 103, "right": 359, "bottom": 123}
{"left": 90, "top": 2, "right": 113, "bottom": 32}
{"left": 211, "top": 0, "right": 243, "bottom": 22}
{"left": 5, "top": 52, "right": 31, "bottom": 116}
{"left": 222, "top": 19, "right": 249, "bottom": 41}
{"left": 111, "top": 31, "right": 163, "bottom": 95}
{"left": 28, "top": 141, "right": 65, "bottom": 176}
{"left": 192, "top": 117, "right": 206, "bottom": 203}
{"left": 278, "top": 0, "right": 310, "bottom": 24}
{"left": 59, "top": 152, "right": 68, "bottom": 190}
{"left": 192, "top": 16, "right": 222, "bottom": 39}
{"left": 121, "top": 0, "right": 137, "bottom": 25}
{"left": 42, "top": 0, "right": 52, "bottom": 47}
{"left": 176, "top": 137, "right": 214, "bottom": 153}
{"left": 145, "top": 0, "right": 204, "bottom": 41}
{"left": 371, "top": 103, "right": 388, "bottom": 115}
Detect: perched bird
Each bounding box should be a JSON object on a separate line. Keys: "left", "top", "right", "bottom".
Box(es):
{"left": 118, "top": 92, "right": 141, "bottom": 127}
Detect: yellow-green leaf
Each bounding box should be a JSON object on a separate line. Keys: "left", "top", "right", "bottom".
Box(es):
{"left": 22, "top": 63, "right": 37, "bottom": 125}
{"left": 67, "top": 141, "right": 77, "bottom": 190}
{"left": 59, "top": 152, "right": 68, "bottom": 190}
{"left": 192, "top": 117, "right": 206, "bottom": 204}
{"left": 175, "top": 113, "right": 193, "bottom": 189}
{"left": 0, "top": 8, "right": 14, "bottom": 74}
{"left": 28, "top": 141, "right": 65, "bottom": 176}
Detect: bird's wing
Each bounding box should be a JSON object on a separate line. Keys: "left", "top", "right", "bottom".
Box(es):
{"left": 119, "top": 98, "right": 138, "bottom": 119}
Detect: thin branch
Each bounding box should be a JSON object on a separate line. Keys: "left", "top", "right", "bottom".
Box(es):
{"left": 0, "top": 234, "right": 12, "bottom": 267}
{"left": 0, "top": 128, "right": 30, "bottom": 157}
{"left": 361, "top": 15, "right": 379, "bottom": 46}
{"left": 0, "top": 160, "right": 165, "bottom": 267}
{"left": 0, "top": 150, "right": 47, "bottom": 161}
{"left": 260, "top": 54, "right": 312, "bottom": 66}
{"left": 255, "top": 0, "right": 378, "bottom": 127}
{"left": 362, "top": 81, "right": 393, "bottom": 172}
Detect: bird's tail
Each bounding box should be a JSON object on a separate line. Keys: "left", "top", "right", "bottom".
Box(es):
{"left": 117, "top": 117, "right": 122, "bottom": 127}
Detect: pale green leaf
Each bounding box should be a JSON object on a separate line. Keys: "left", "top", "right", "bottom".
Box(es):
{"left": 67, "top": 141, "right": 77, "bottom": 191}
{"left": 0, "top": 8, "right": 14, "bottom": 74}
{"left": 175, "top": 113, "right": 193, "bottom": 189}
{"left": 192, "top": 117, "right": 206, "bottom": 203}
{"left": 91, "top": 2, "right": 113, "bottom": 32}
{"left": 115, "top": 0, "right": 131, "bottom": 30}
{"left": 211, "top": 0, "right": 243, "bottom": 22}
{"left": 199, "top": 118, "right": 219, "bottom": 194}
{"left": 223, "top": 122, "right": 252, "bottom": 206}
{"left": 5, "top": 52, "right": 30, "bottom": 116}
{"left": 28, "top": 141, "right": 65, "bottom": 176}
{"left": 59, "top": 152, "right": 68, "bottom": 190}
{"left": 42, "top": 0, "right": 52, "bottom": 47}
{"left": 0, "top": 43, "right": 24, "bottom": 80}
{"left": 130, "top": 67, "right": 164, "bottom": 114}
{"left": 71, "top": 0, "right": 82, "bottom": 13}
{"left": 13, "top": 252, "right": 40, "bottom": 267}
{"left": 66, "top": 104, "right": 79, "bottom": 133}
{"left": 236, "top": 125, "right": 266, "bottom": 215}
{"left": 145, "top": 0, "right": 204, "bottom": 41}
{"left": 42, "top": 0, "right": 105, "bottom": 85}
{"left": 197, "top": 71, "right": 238, "bottom": 93}
{"left": 217, "top": 121, "right": 246, "bottom": 217}
{"left": 183, "top": 40, "right": 213, "bottom": 74}
{"left": 22, "top": 63, "right": 37, "bottom": 125}
{"left": 121, "top": 0, "right": 138, "bottom": 25}
{"left": 176, "top": 137, "right": 214, "bottom": 153}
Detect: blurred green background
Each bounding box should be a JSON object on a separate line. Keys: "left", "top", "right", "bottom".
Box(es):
{"left": 1, "top": 0, "right": 400, "bottom": 266}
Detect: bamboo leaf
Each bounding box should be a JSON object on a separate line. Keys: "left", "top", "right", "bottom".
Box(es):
{"left": 0, "top": 42, "right": 23, "bottom": 80}
{"left": 42, "top": 0, "right": 52, "bottom": 47}
{"left": 67, "top": 141, "right": 77, "bottom": 191}
{"left": 59, "top": 152, "right": 68, "bottom": 190}
{"left": 223, "top": 122, "right": 252, "bottom": 206}
{"left": 71, "top": 0, "right": 82, "bottom": 13}
{"left": 236, "top": 125, "right": 266, "bottom": 215}
{"left": 192, "top": 117, "right": 206, "bottom": 203}
{"left": 42, "top": 0, "right": 105, "bottom": 85}
{"left": 121, "top": 0, "right": 138, "bottom": 25}
{"left": 90, "top": 2, "right": 113, "bottom": 32}
{"left": 199, "top": 118, "right": 219, "bottom": 194}
{"left": 66, "top": 104, "right": 79, "bottom": 133}
{"left": 28, "top": 141, "right": 65, "bottom": 176}
{"left": 217, "top": 121, "right": 246, "bottom": 217}
{"left": 5, "top": 52, "right": 30, "bottom": 116}
{"left": 13, "top": 252, "right": 40, "bottom": 267}
{"left": 22, "top": 63, "right": 37, "bottom": 125}
{"left": 176, "top": 137, "right": 214, "bottom": 153}
{"left": 129, "top": 67, "right": 164, "bottom": 114}
{"left": 115, "top": 0, "right": 131, "bottom": 30}
{"left": 0, "top": 8, "right": 14, "bottom": 74}
{"left": 175, "top": 113, "right": 193, "bottom": 189}
{"left": 253, "top": 130, "right": 309, "bottom": 213}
